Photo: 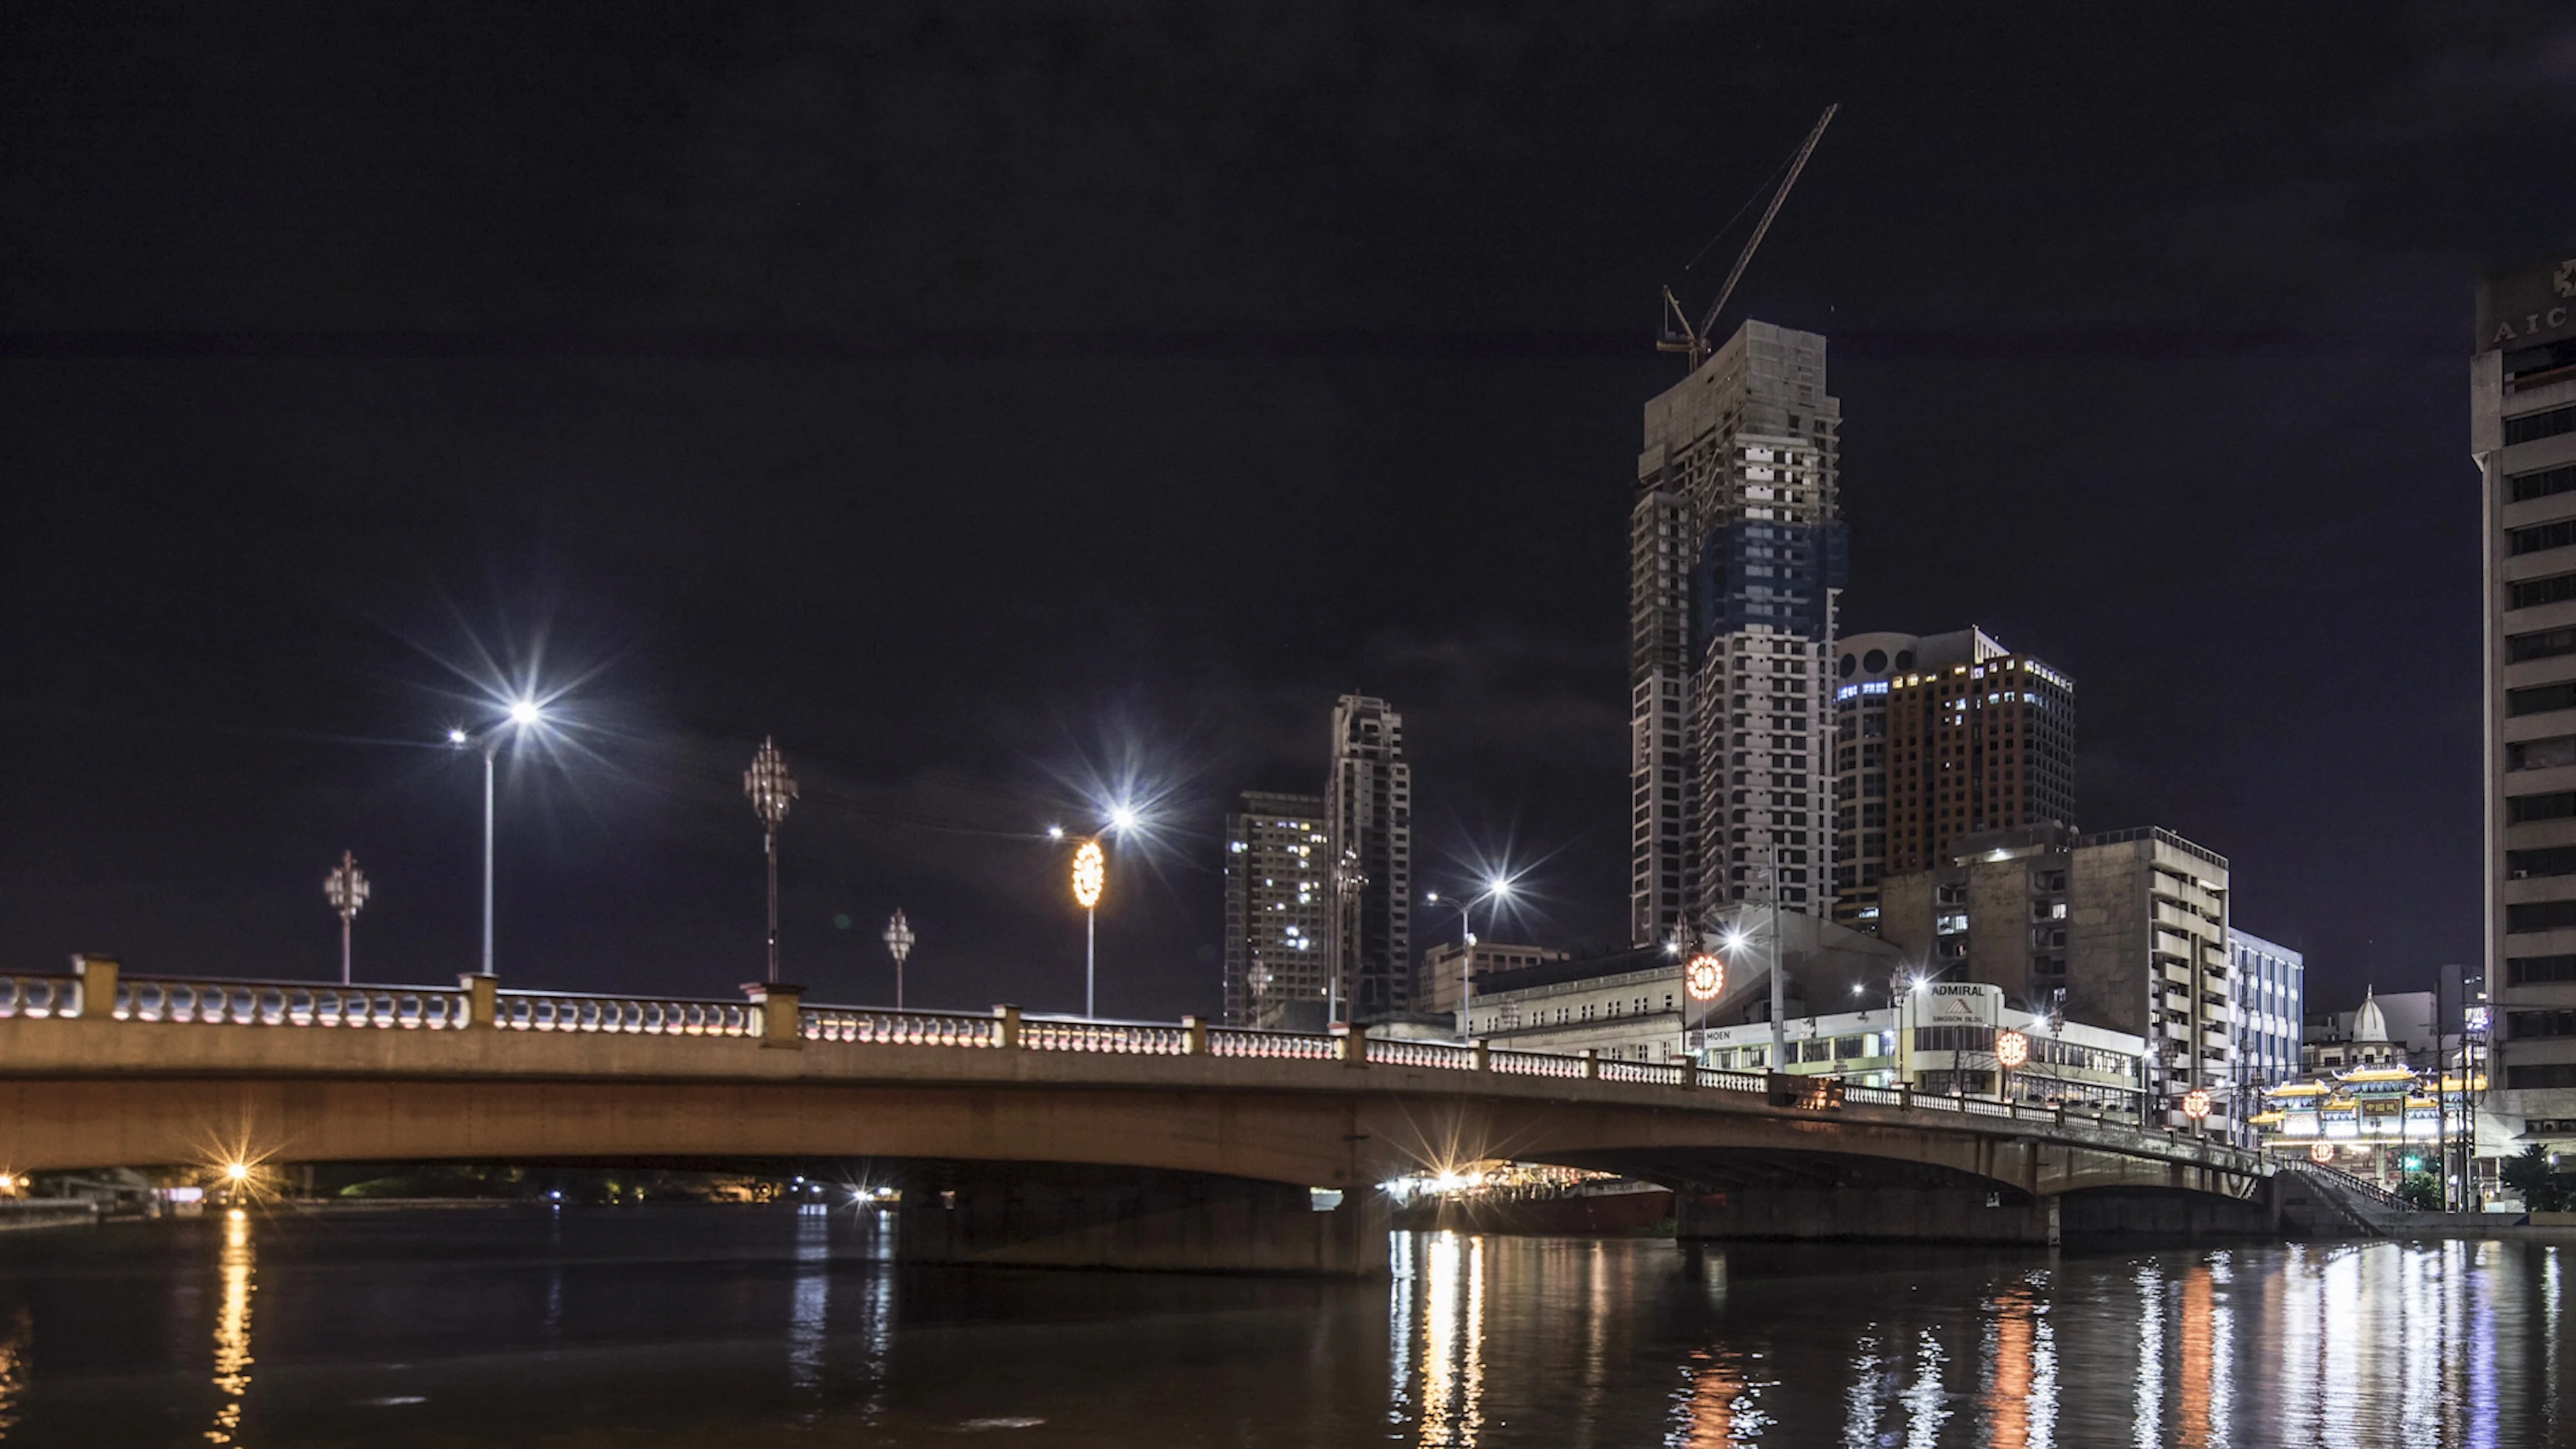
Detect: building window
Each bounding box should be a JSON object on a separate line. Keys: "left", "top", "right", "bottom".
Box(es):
{"left": 2506, "top": 405, "right": 2576, "bottom": 447}
{"left": 2508, "top": 1063, "right": 2576, "bottom": 1090}
{"left": 2507, "top": 900, "right": 2576, "bottom": 934}
{"left": 2510, "top": 1010, "right": 2576, "bottom": 1039}
{"left": 2510, "top": 684, "right": 2576, "bottom": 718}
{"left": 2508, "top": 791, "right": 2576, "bottom": 823}
{"left": 2514, "top": 463, "right": 2576, "bottom": 503}
{"left": 2510, "top": 736, "right": 2576, "bottom": 771}
{"left": 2512, "top": 519, "right": 2576, "bottom": 555}
{"left": 2511, "top": 574, "right": 2576, "bottom": 610}
{"left": 2511, "top": 627, "right": 2576, "bottom": 663}
{"left": 2509, "top": 954, "right": 2576, "bottom": 985}
{"left": 2510, "top": 846, "right": 2576, "bottom": 879}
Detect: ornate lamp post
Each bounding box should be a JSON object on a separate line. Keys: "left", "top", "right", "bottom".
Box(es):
{"left": 323, "top": 851, "right": 370, "bottom": 985}
{"left": 883, "top": 909, "right": 915, "bottom": 1010}
{"left": 1071, "top": 838, "right": 1106, "bottom": 1017}
{"left": 744, "top": 737, "right": 798, "bottom": 985}
{"left": 1995, "top": 1028, "right": 2029, "bottom": 1102}
{"left": 2182, "top": 1086, "right": 2214, "bottom": 1138}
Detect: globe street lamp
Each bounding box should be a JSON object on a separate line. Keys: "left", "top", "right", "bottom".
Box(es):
{"left": 449, "top": 699, "right": 544, "bottom": 979}
{"left": 1071, "top": 838, "right": 1106, "bottom": 1017}
{"left": 883, "top": 909, "right": 915, "bottom": 1010}
{"left": 323, "top": 851, "right": 370, "bottom": 985}
{"left": 744, "top": 737, "right": 798, "bottom": 985}
{"left": 1995, "top": 1028, "right": 2029, "bottom": 1102}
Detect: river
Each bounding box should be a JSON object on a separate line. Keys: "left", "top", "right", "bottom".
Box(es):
{"left": 0, "top": 1205, "right": 2561, "bottom": 1445}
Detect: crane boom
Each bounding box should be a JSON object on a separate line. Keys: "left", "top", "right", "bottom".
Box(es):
{"left": 1658, "top": 103, "right": 1839, "bottom": 368}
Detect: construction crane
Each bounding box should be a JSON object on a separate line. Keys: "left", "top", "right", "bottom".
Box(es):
{"left": 1658, "top": 103, "right": 1839, "bottom": 370}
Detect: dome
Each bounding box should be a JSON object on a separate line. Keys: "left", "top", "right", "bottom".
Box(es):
{"left": 2353, "top": 986, "right": 2388, "bottom": 1043}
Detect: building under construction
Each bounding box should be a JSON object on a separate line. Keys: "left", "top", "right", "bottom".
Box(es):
{"left": 1628, "top": 319, "right": 1846, "bottom": 944}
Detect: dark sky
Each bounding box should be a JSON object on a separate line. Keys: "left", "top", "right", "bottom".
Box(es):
{"left": 6, "top": 3, "right": 2574, "bottom": 1019}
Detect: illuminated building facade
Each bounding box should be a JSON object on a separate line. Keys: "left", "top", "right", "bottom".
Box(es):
{"left": 1830, "top": 627, "right": 2076, "bottom": 928}
{"left": 1327, "top": 695, "right": 1412, "bottom": 1022}
{"left": 1628, "top": 319, "right": 1846, "bottom": 945}
{"left": 1221, "top": 791, "right": 1330, "bottom": 1030}
{"left": 1416, "top": 940, "right": 1566, "bottom": 1018}
{"left": 2228, "top": 928, "right": 2304, "bottom": 1089}
{"left": 2479, "top": 246, "right": 2576, "bottom": 1150}
{"left": 1878, "top": 824, "right": 2235, "bottom": 1133}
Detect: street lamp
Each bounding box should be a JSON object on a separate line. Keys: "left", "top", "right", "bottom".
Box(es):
{"left": 883, "top": 909, "right": 915, "bottom": 1010}
{"left": 1996, "top": 1028, "right": 2029, "bottom": 1102}
{"left": 1427, "top": 876, "right": 1513, "bottom": 1042}
{"left": 1071, "top": 838, "right": 1106, "bottom": 1017}
{"left": 323, "top": 851, "right": 370, "bottom": 985}
{"left": 744, "top": 737, "right": 798, "bottom": 985}
{"left": 450, "top": 700, "right": 543, "bottom": 979}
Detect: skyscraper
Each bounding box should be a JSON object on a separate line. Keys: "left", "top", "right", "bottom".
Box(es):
{"left": 2479, "top": 247, "right": 2576, "bottom": 1143}
{"left": 1221, "top": 792, "right": 1330, "bottom": 1030}
{"left": 1629, "top": 319, "right": 1845, "bottom": 945}
{"left": 1327, "top": 695, "right": 1412, "bottom": 1022}
{"left": 1834, "top": 627, "right": 2077, "bottom": 914}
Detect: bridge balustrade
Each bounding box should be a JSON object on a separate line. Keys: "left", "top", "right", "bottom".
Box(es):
{"left": 489, "top": 990, "right": 756, "bottom": 1037}
{"left": 1487, "top": 1049, "right": 1586, "bottom": 1079}
{"left": 1017, "top": 1017, "right": 1189, "bottom": 1055}
{"left": 802, "top": 1007, "right": 1002, "bottom": 1048}
{"left": 1364, "top": 1039, "right": 1477, "bottom": 1071}
{"left": 1596, "top": 1059, "right": 1683, "bottom": 1086}
{"left": 0, "top": 975, "right": 75, "bottom": 1018}
{"left": 1203, "top": 1027, "right": 1339, "bottom": 1061}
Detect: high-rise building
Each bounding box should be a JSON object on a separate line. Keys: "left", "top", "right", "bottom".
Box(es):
{"left": 1855, "top": 633, "right": 2078, "bottom": 889}
{"left": 1327, "top": 695, "right": 1412, "bottom": 1022}
{"left": 2227, "top": 928, "right": 2304, "bottom": 1091}
{"left": 1629, "top": 319, "right": 1846, "bottom": 945}
{"left": 1828, "top": 627, "right": 2076, "bottom": 928}
{"left": 1222, "top": 792, "right": 1330, "bottom": 1030}
{"left": 1878, "top": 824, "right": 2235, "bottom": 1132}
{"left": 2478, "top": 247, "right": 2576, "bottom": 1145}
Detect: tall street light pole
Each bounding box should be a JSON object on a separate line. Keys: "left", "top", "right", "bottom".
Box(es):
{"left": 449, "top": 698, "right": 543, "bottom": 979}
{"left": 1426, "top": 877, "right": 1511, "bottom": 1043}
{"left": 1071, "top": 839, "right": 1106, "bottom": 1018}
{"left": 324, "top": 851, "right": 370, "bottom": 985}
{"left": 744, "top": 737, "right": 798, "bottom": 985}
{"left": 883, "top": 909, "right": 915, "bottom": 1010}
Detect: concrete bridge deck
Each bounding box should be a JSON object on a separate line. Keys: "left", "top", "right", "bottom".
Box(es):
{"left": 0, "top": 959, "right": 2275, "bottom": 1271}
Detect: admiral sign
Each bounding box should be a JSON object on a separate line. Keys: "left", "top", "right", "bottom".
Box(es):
{"left": 2477, "top": 252, "right": 2576, "bottom": 354}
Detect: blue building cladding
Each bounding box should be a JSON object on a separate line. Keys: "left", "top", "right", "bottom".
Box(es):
{"left": 1690, "top": 520, "right": 1849, "bottom": 663}
{"left": 2228, "top": 927, "right": 2305, "bottom": 1089}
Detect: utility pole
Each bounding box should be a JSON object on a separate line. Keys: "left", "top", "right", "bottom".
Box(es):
{"left": 324, "top": 851, "right": 369, "bottom": 985}
{"left": 1768, "top": 841, "right": 1786, "bottom": 1073}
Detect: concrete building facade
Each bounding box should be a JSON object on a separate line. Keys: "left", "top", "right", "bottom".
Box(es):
{"left": 1415, "top": 940, "right": 1568, "bottom": 1019}
{"left": 1628, "top": 319, "right": 1847, "bottom": 945}
{"left": 1221, "top": 792, "right": 1330, "bottom": 1030}
{"left": 2227, "top": 927, "right": 2305, "bottom": 1092}
{"left": 1878, "top": 824, "right": 2233, "bottom": 1131}
{"left": 1327, "top": 695, "right": 1413, "bottom": 1022}
{"left": 1829, "top": 627, "right": 2076, "bottom": 927}
{"left": 2478, "top": 246, "right": 2576, "bottom": 1148}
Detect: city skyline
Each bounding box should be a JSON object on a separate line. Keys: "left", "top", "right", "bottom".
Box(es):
{"left": 7, "top": 8, "right": 2575, "bottom": 1020}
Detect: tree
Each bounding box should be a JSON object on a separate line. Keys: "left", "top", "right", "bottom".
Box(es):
{"left": 2396, "top": 1172, "right": 2444, "bottom": 1211}
{"left": 2502, "top": 1144, "right": 2570, "bottom": 1212}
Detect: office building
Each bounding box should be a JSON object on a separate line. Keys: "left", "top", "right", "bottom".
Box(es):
{"left": 2228, "top": 928, "right": 2305, "bottom": 1091}
{"left": 2479, "top": 246, "right": 2576, "bottom": 1148}
{"left": 1878, "top": 824, "right": 2234, "bottom": 1131}
{"left": 1831, "top": 627, "right": 2076, "bottom": 926}
{"left": 1327, "top": 695, "right": 1413, "bottom": 1022}
{"left": 1221, "top": 792, "right": 1330, "bottom": 1030}
{"left": 1416, "top": 940, "right": 1567, "bottom": 1019}
{"left": 1629, "top": 319, "right": 1846, "bottom": 945}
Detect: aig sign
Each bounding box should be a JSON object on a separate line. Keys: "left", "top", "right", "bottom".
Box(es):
{"left": 2478, "top": 253, "right": 2576, "bottom": 353}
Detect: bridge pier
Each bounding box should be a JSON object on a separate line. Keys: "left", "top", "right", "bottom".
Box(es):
{"left": 892, "top": 1162, "right": 1389, "bottom": 1277}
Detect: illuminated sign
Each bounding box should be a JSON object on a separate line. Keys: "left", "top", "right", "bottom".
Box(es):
{"left": 1994, "top": 1029, "right": 2029, "bottom": 1069}
{"left": 2182, "top": 1088, "right": 2213, "bottom": 1120}
{"left": 1684, "top": 953, "right": 1725, "bottom": 1002}
{"left": 2479, "top": 252, "right": 2576, "bottom": 352}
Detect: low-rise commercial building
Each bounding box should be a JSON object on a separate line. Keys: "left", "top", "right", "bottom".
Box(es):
{"left": 1415, "top": 941, "right": 1568, "bottom": 1019}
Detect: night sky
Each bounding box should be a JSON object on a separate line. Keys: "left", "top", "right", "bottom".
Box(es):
{"left": 6, "top": 4, "right": 2575, "bottom": 1020}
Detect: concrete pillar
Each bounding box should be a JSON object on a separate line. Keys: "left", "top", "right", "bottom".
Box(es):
{"left": 994, "top": 1004, "right": 1022, "bottom": 1049}
{"left": 1580, "top": 1048, "right": 1600, "bottom": 1079}
{"left": 70, "top": 955, "right": 118, "bottom": 1020}
{"left": 894, "top": 1161, "right": 1390, "bottom": 1277}
{"left": 1470, "top": 1040, "right": 1490, "bottom": 1072}
{"left": 459, "top": 973, "right": 498, "bottom": 1028}
{"left": 1181, "top": 1014, "right": 1208, "bottom": 1055}
{"left": 1334, "top": 1022, "right": 1368, "bottom": 1069}
{"left": 741, "top": 982, "right": 804, "bottom": 1049}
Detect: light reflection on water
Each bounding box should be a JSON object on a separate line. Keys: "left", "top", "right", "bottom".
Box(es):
{"left": 0, "top": 1211, "right": 2568, "bottom": 1445}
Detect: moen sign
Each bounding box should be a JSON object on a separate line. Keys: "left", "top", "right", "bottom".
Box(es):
{"left": 2477, "top": 252, "right": 2576, "bottom": 354}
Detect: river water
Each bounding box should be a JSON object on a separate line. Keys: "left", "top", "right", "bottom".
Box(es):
{"left": 0, "top": 1205, "right": 2563, "bottom": 1446}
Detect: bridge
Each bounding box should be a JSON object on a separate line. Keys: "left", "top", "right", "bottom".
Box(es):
{"left": 0, "top": 957, "right": 2279, "bottom": 1275}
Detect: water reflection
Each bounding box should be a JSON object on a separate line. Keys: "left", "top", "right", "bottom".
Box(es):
{"left": 207, "top": 1208, "right": 254, "bottom": 1446}
{"left": 0, "top": 1307, "right": 28, "bottom": 1438}
{"left": 786, "top": 1207, "right": 830, "bottom": 1401}
{"left": 1413, "top": 1231, "right": 1486, "bottom": 1447}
